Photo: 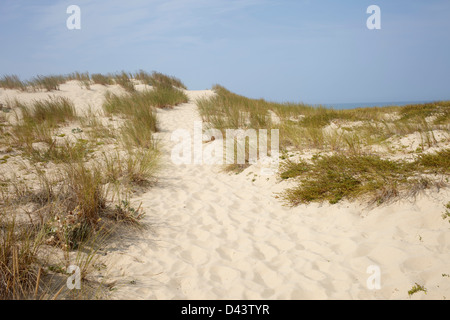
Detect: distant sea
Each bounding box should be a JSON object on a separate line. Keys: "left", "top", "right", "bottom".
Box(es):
{"left": 321, "top": 100, "right": 437, "bottom": 110}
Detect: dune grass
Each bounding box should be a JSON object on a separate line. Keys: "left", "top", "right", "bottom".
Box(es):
{"left": 29, "top": 139, "right": 93, "bottom": 164}
{"left": 67, "top": 71, "right": 90, "bottom": 82}
{"left": 0, "top": 74, "right": 68, "bottom": 92}
{"left": 79, "top": 109, "right": 116, "bottom": 142}
{"left": 103, "top": 85, "right": 187, "bottom": 149}
{"left": 133, "top": 70, "right": 187, "bottom": 89}
{"left": 0, "top": 70, "right": 189, "bottom": 93}
{"left": 61, "top": 161, "right": 106, "bottom": 226}
{"left": 0, "top": 215, "right": 45, "bottom": 299}
{"left": 6, "top": 97, "right": 77, "bottom": 159}
{"left": 280, "top": 154, "right": 410, "bottom": 205}
{"left": 64, "top": 71, "right": 91, "bottom": 89}
{"left": 28, "top": 75, "right": 67, "bottom": 92}
{"left": 0, "top": 165, "right": 111, "bottom": 299}
{"left": 0, "top": 143, "right": 157, "bottom": 298}
{"left": 0, "top": 75, "right": 26, "bottom": 91}
{"left": 146, "top": 84, "right": 189, "bottom": 108}
{"left": 280, "top": 149, "right": 450, "bottom": 205}
{"left": 197, "top": 85, "right": 449, "bottom": 205}
{"left": 102, "top": 148, "right": 160, "bottom": 186}
{"left": 21, "top": 96, "right": 77, "bottom": 126}
{"left": 0, "top": 70, "right": 191, "bottom": 298}
{"left": 199, "top": 85, "right": 449, "bottom": 154}
{"left": 416, "top": 148, "right": 450, "bottom": 174}
{"left": 442, "top": 202, "right": 450, "bottom": 222}
{"left": 197, "top": 85, "right": 273, "bottom": 131}
{"left": 91, "top": 73, "right": 113, "bottom": 86}
{"left": 103, "top": 91, "right": 157, "bottom": 149}
{"left": 112, "top": 71, "right": 135, "bottom": 93}
{"left": 149, "top": 71, "right": 187, "bottom": 89}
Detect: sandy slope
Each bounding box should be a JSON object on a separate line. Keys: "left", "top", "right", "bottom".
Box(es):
{"left": 102, "top": 90, "right": 450, "bottom": 300}
{"left": 1, "top": 84, "right": 448, "bottom": 299}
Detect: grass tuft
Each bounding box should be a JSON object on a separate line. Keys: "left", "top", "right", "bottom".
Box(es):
{"left": 280, "top": 154, "right": 416, "bottom": 205}
{"left": 0, "top": 75, "right": 26, "bottom": 91}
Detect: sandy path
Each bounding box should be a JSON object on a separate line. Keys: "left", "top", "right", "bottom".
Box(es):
{"left": 104, "top": 91, "right": 450, "bottom": 300}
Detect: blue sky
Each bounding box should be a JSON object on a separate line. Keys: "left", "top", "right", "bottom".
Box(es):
{"left": 0, "top": 0, "right": 449, "bottom": 104}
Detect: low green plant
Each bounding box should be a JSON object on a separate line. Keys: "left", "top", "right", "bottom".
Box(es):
{"left": 280, "top": 154, "right": 414, "bottom": 205}
{"left": 113, "top": 199, "right": 145, "bottom": 225}
{"left": 442, "top": 202, "right": 450, "bottom": 223}
{"left": 417, "top": 149, "right": 450, "bottom": 174}
{"left": 279, "top": 160, "right": 311, "bottom": 180}
{"left": 408, "top": 283, "right": 427, "bottom": 296}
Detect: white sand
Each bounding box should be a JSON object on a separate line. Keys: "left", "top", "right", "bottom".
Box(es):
{"left": 1, "top": 84, "right": 449, "bottom": 300}
{"left": 101, "top": 90, "right": 450, "bottom": 300}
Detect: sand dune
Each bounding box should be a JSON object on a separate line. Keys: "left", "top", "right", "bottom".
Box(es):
{"left": 1, "top": 83, "right": 448, "bottom": 299}
{"left": 100, "top": 90, "right": 450, "bottom": 300}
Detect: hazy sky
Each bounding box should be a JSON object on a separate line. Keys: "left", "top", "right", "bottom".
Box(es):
{"left": 1, "top": 0, "right": 449, "bottom": 104}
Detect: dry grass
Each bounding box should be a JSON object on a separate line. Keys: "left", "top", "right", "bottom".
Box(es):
{"left": 0, "top": 215, "right": 44, "bottom": 299}
{"left": 199, "top": 86, "right": 449, "bottom": 154}
{"left": 79, "top": 108, "right": 117, "bottom": 143}
{"left": 0, "top": 70, "right": 185, "bottom": 298}
{"left": 280, "top": 149, "right": 450, "bottom": 205}
{"left": 0, "top": 75, "right": 26, "bottom": 91}
{"left": 91, "top": 73, "right": 113, "bottom": 86}
{"left": 5, "top": 97, "right": 77, "bottom": 160}
{"left": 103, "top": 86, "right": 187, "bottom": 149}
{"left": 102, "top": 148, "right": 160, "bottom": 186}
{"left": 134, "top": 70, "right": 187, "bottom": 89}
{"left": 112, "top": 71, "right": 135, "bottom": 93}
{"left": 197, "top": 85, "right": 449, "bottom": 205}
{"left": 27, "top": 75, "right": 67, "bottom": 92}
